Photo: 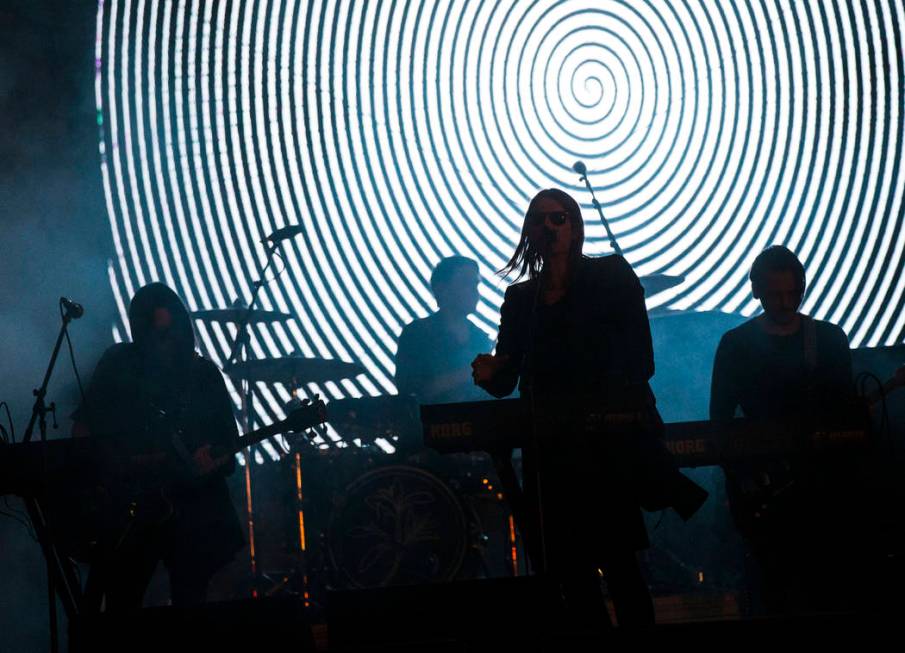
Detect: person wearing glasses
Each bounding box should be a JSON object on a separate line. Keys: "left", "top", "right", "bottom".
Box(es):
{"left": 471, "top": 188, "right": 702, "bottom": 629}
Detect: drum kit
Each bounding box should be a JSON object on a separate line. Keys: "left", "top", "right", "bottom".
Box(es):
{"left": 191, "top": 305, "right": 516, "bottom": 603}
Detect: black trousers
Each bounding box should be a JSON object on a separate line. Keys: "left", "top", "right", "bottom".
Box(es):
{"left": 85, "top": 525, "right": 216, "bottom": 611}
{"left": 494, "top": 449, "right": 655, "bottom": 629}
{"left": 555, "top": 549, "right": 655, "bottom": 630}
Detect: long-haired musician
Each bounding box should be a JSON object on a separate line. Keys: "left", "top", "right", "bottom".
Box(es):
{"left": 471, "top": 188, "right": 669, "bottom": 628}
{"left": 73, "top": 283, "right": 244, "bottom": 610}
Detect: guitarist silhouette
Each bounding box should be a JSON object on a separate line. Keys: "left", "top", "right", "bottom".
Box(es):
{"left": 710, "top": 246, "right": 894, "bottom": 615}
{"left": 73, "top": 283, "right": 255, "bottom": 610}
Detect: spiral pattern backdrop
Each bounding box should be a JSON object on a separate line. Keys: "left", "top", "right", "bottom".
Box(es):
{"left": 96, "top": 0, "right": 905, "bottom": 445}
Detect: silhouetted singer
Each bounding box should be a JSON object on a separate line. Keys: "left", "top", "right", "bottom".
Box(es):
{"left": 471, "top": 189, "right": 703, "bottom": 629}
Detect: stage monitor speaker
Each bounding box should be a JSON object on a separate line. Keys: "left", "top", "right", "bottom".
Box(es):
{"left": 70, "top": 597, "right": 314, "bottom": 653}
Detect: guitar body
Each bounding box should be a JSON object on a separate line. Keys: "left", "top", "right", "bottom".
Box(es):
{"left": 48, "top": 399, "right": 328, "bottom": 563}
{"left": 724, "top": 457, "right": 802, "bottom": 540}
{"left": 43, "top": 440, "right": 185, "bottom": 563}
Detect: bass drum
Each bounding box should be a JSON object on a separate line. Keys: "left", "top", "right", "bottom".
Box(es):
{"left": 326, "top": 465, "right": 472, "bottom": 589}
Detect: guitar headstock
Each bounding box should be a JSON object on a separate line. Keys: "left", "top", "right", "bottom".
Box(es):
{"left": 283, "top": 396, "right": 328, "bottom": 433}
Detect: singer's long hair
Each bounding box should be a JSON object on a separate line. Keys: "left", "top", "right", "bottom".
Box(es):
{"left": 499, "top": 188, "right": 586, "bottom": 281}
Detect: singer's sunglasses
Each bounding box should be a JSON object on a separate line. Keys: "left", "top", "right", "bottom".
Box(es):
{"left": 528, "top": 210, "right": 570, "bottom": 226}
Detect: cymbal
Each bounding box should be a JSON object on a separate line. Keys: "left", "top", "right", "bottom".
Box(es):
{"left": 227, "top": 357, "right": 365, "bottom": 384}
{"left": 192, "top": 308, "right": 294, "bottom": 324}
{"left": 639, "top": 273, "right": 685, "bottom": 296}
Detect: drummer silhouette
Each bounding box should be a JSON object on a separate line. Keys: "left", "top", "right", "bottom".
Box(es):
{"left": 395, "top": 256, "right": 492, "bottom": 405}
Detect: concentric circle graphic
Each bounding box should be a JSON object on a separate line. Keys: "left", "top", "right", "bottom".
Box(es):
{"left": 95, "top": 0, "right": 905, "bottom": 452}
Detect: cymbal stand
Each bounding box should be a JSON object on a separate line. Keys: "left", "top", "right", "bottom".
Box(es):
{"left": 222, "top": 240, "right": 282, "bottom": 597}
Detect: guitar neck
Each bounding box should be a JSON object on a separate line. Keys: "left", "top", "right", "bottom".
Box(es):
{"left": 220, "top": 402, "right": 326, "bottom": 458}
{"left": 226, "top": 423, "right": 284, "bottom": 457}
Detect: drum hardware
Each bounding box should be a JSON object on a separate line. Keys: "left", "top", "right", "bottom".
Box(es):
{"left": 197, "top": 268, "right": 365, "bottom": 597}
{"left": 231, "top": 427, "right": 522, "bottom": 615}
{"left": 191, "top": 307, "right": 295, "bottom": 324}
{"left": 200, "top": 227, "right": 304, "bottom": 596}
{"left": 227, "top": 356, "right": 365, "bottom": 387}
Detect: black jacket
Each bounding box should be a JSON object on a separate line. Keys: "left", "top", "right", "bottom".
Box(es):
{"left": 478, "top": 255, "right": 659, "bottom": 560}
{"left": 76, "top": 284, "right": 244, "bottom": 571}
{"left": 481, "top": 254, "right": 655, "bottom": 406}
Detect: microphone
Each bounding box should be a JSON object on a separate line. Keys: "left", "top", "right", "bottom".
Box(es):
{"left": 261, "top": 225, "right": 305, "bottom": 244}
{"left": 536, "top": 226, "right": 558, "bottom": 252}
{"left": 572, "top": 160, "right": 587, "bottom": 176}
{"left": 60, "top": 297, "right": 84, "bottom": 319}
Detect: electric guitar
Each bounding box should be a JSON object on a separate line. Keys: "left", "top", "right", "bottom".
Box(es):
{"left": 55, "top": 398, "right": 328, "bottom": 559}
{"left": 728, "top": 365, "right": 904, "bottom": 536}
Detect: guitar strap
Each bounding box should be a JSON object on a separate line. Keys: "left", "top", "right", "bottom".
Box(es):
{"left": 802, "top": 314, "right": 818, "bottom": 411}
{"left": 169, "top": 360, "right": 197, "bottom": 463}
{"left": 138, "top": 357, "right": 197, "bottom": 450}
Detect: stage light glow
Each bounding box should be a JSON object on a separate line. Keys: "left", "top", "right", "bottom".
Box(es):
{"left": 96, "top": 0, "right": 905, "bottom": 453}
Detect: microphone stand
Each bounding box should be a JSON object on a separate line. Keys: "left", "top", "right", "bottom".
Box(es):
{"left": 524, "top": 276, "right": 550, "bottom": 577}
{"left": 576, "top": 169, "right": 624, "bottom": 257}
{"left": 222, "top": 239, "right": 282, "bottom": 597}
{"left": 21, "top": 301, "right": 85, "bottom": 653}
{"left": 224, "top": 240, "right": 281, "bottom": 371}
